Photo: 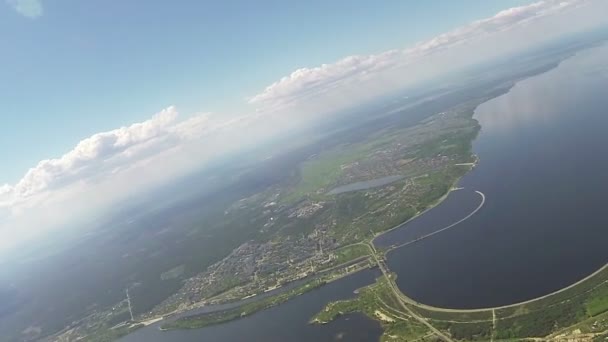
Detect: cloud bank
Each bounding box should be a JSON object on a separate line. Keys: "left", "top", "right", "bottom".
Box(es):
{"left": 248, "top": 0, "right": 594, "bottom": 113}
{"left": 2, "top": 107, "right": 177, "bottom": 205}
{"left": 0, "top": 106, "right": 268, "bottom": 251}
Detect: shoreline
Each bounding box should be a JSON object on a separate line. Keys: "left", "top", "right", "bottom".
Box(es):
{"left": 370, "top": 163, "right": 473, "bottom": 248}
{"left": 383, "top": 190, "right": 485, "bottom": 253}
{"left": 365, "top": 50, "right": 608, "bottom": 314}
{"left": 159, "top": 259, "right": 375, "bottom": 330}
{"left": 364, "top": 144, "right": 608, "bottom": 314}
{"left": 396, "top": 261, "right": 608, "bottom": 314}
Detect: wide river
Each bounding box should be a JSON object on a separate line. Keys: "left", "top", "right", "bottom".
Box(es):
{"left": 121, "top": 44, "right": 608, "bottom": 340}
{"left": 382, "top": 43, "right": 608, "bottom": 309}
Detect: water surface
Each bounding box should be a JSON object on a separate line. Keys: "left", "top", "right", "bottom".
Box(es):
{"left": 374, "top": 189, "right": 482, "bottom": 249}
{"left": 386, "top": 44, "right": 608, "bottom": 309}
{"left": 119, "top": 269, "right": 383, "bottom": 342}
{"left": 328, "top": 175, "right": 404, "bottom": 195}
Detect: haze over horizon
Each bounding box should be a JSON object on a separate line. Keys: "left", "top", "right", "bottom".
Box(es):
{"left": 1, "top": 0, "right": 607, "bottom": 252}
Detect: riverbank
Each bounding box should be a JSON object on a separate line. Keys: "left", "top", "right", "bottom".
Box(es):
{"left": 314, "top": 249, "right": 608, "bottom": 341}
{"left": 371, "top": 156, "right": 478, "bottom": 249}
{"left": 311, "top": 276, "right": 432, "bottom": 341}
{"left": 160, "top": 258, "right": 374, "bottom": 330}
{"left": 396, "top": 262, "right": 608, "bottom": 314}
{"left": 161, "top": 280, "right": 327, "bottom": 330}
{"left": 313, "top": 43, "right": 608, "bottom": 341}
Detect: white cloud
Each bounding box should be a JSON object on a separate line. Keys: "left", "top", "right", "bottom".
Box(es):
{"left": 0, "top": 103, "right": 269, "bottom": 236}
{"left": 0, "top": 106, "right": 268, "bottom": 252}
{"left": 6, "top": 0, "right": 43, "bottom": 19}
{"left": 0, "top": 184, "right": 11, "bottom": 197}
{"left": 248, "top": 0, "right": 594, "bottom": 113}
{"left": 12, "top": 107, "right": 177, "bottom": 198}
{"left": 1, "top": 107, "right": 214, "bottom": 209}
{"left": 247, "top": 50, "right": 401, "bottom": 112}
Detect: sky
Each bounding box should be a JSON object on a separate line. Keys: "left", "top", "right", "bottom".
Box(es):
{"left": 1, "top": 0, "right": 538, "bottom": 183}
{"left": 1, "top": 0, "right": 607, "bottom": 251}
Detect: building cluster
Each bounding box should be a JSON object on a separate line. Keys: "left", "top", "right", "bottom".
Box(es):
{"left": 288, "top": 201, "right": 325, "bottom": 219}
{"left": 150, "top": 224, "right": 339, "bottom": 317}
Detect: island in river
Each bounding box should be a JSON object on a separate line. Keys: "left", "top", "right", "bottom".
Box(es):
{"left": 50, "top": 35, "right": 608, "bottom": 342}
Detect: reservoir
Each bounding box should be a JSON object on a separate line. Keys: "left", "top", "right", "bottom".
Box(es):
{"left": 328, "top": 175, "right": 404, "bottom": 195}
{"left": 385, "top": 44, "right": 608, "bottom": 309}
{"left": 119, "top": 269, "right": 382, "bottom": 342}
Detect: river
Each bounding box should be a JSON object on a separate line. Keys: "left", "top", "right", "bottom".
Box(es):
{"left": 385, "top": 43, "right": 608, "bottom": 309}
{"left": 119, "top": 269, "right": 382, "bottom": 342}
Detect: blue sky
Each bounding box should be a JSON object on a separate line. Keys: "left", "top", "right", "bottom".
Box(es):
{"left": 1, "top": 0, "right": 606, "bottom": 250}
{"left": 1, "top": 0, "right": 534, "bottom": 184}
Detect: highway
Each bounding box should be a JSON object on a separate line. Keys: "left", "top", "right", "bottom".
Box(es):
{"left": 364, "top": 242, "right": 455, "bottom": 342}
{"left": 385, "top": 190, "right": 485, "bottom": 253}
{"left": 360, "top": 189, "right": 487, "bottom": 341}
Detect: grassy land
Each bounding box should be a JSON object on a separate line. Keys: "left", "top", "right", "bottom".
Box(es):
{"left": 54, "top": 321, "right": 144, "bottom": 342}
{"left": 280, "top": 144, "right": 369, "bottom": 203}
{"left": 432, "top": 321, "right": 493, "bottom": 341}
{"left": 84, "top": 324, "right": 144, "bottom": 342}
{"left": 587, "top": 284, "right": 608, "bottom": 317}
{"left": 280, "top": 104, "right": 479, "bottom": 207}
{"left": 401, "top": 266, "right": 608, "bottom": 341}
{"left": 309, "top": 263, "right": 608, "bottom": 342}
{"left": 326, "top": 244, "right": 371, "bottom": 267}
{"left": 496, "top": 272, "right": 608, "bottom": 338}
{"left": 409, "top": 306, "right": 493, "bottom": 323}
{"left": 555, "top": 310, "right": 608, "bottom": 336}
{"left": 312, "top": 276, "right": 431, "bottom": 342}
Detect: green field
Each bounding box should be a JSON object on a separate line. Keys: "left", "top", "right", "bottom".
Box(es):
{"left": 329, "top": 244, "right": 371, "bottom": 266}
{"left": 312, "top": 276, "right": 431, "bottom": 342}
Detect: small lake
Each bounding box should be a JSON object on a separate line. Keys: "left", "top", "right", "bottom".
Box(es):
{"left": 385, "top": 44, "right": 608, "bottom": 309}
{"left": 119, "top": 269, "right": 383, "bottom": 342}
{"left": 328, "top": 175, "right": 404, "bottom": 195}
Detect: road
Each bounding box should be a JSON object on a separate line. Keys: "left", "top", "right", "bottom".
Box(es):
{"left": 367, "top": 187, "right": 608, "bottom": 317}
{"left": 386, "top": 190, "right": 485, "bottom": 252}
{"left": 365, "top": 242, "right": 455, "bottom": 342}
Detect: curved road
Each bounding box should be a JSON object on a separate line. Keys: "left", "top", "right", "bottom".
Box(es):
{"left": 368, "top": 189, "right": 608, "bottom": 315}
{"left": 365, "top": 242, "right": 455, "bottom": 342}
{"left": 384, "top": 190, "right": 486, "bottom": 252}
